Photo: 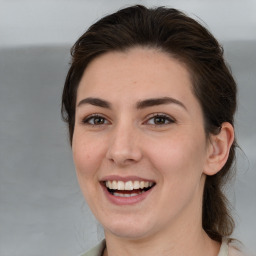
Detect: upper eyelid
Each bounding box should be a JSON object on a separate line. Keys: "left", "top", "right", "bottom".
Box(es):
{"left": 79, "top": 112, "right": 175, "bottom": 124}
{"left": 82, "top": 113, "right": 108, "bottom": 119}
{"left": 145, "top": 113, "right": 176, "bottom": 121}
{"left": 81, "top": 113, "right": 110, "bottom": 124}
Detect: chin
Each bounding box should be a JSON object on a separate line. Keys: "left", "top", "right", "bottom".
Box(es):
{"left": 102, "top": 217, "right": 155, "bottom": 240}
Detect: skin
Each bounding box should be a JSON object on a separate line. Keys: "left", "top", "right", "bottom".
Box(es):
{"left": 72, "top": 47, "right": 234, "bottom": 256}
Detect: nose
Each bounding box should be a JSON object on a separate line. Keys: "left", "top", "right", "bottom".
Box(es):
{"left": 106, "top": 122, "right": 142, "bottom": 166}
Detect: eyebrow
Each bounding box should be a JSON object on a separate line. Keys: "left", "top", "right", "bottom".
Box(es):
{"left": 136, "top": 97, "right": 187, "bottom": 111}
{"left": 77, "top": 97, "right": 112, "bottom": 109}
{"left": 77, "top": 96, "right": 187, "bottom": 111}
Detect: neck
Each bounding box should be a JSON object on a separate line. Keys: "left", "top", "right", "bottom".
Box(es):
{"left": 103, "top": 214, "right": 220, "bottom": 256}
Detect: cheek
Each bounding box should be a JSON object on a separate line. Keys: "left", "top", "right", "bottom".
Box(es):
{"left": 146, "top": 130, "right": 207, "bottom": 181}
{"left": 146, "top": 132, "right": 207, "bottom": 213}
{"left": 72, "top": 134, "right": 108, "bottom": 207}
{"left": 72, "top": 133, "right": 106, "bottom": 180}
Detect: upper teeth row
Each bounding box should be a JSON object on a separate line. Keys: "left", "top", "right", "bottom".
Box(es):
{"left": 105, "top": 180, "right": 154, "bottom": 190}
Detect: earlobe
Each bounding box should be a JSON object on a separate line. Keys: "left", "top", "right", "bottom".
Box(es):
{"left": 203, "top": 122, "right": 234, "bottom": 176}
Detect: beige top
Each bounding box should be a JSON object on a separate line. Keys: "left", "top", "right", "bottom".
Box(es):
{"left": 218, "top": 239, "right": 244, "bottom": 256}
{"left": 81, "top": 239, "right": 245, "bottom": 256}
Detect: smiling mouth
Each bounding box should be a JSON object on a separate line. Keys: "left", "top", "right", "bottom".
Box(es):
{"left": 103, "top": 180, "right": 156, "bottom": 197}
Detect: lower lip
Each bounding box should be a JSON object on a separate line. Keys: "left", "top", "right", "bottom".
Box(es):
{"left": 101, "top": 184, "right": 154, "bottom": 205}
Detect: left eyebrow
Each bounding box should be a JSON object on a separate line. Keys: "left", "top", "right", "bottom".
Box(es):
{"left": 136, "top": 97, "right": 187, "bottom": 111}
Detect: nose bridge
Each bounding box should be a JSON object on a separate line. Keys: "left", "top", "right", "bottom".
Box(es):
{"left": 106, "top": 117, "right": 142, "bottom": 165}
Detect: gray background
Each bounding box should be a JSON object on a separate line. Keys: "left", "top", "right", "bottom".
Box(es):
{"left": 0, "top": 0, "right": 255, "bottom": 255}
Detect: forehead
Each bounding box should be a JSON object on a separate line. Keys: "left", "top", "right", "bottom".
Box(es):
{"left": 76, "top": 47, "right": 194, "bottom": 104}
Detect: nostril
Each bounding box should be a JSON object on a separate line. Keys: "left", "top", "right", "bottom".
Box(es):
{"left": 105, "top": 129, "right": 143, "bottom": 165}
{"left": 106, "top": 148, "right": 142, "bottom": 165}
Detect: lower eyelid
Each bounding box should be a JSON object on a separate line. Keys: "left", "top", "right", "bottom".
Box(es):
{"left": 80, "top": 113, "right": 175, "bottom": 125}
{"left": 145, "top": 114, "right": 175, "bottom": 124}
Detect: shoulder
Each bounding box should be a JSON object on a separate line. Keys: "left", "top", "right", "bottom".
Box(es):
{"left": 219, "top": 239, "right": 251, "bottom": 256}
{"left": 80, "top": 240, "right": 106, "bottom": 256}
{"left": 229, "top": 246, "right": 246, "bottom": 256}
{"left": 228, "top": 243, "right": 255, "bottom": 256}
{"left": 225, "top": 239, "right": 252, "bottom": 256}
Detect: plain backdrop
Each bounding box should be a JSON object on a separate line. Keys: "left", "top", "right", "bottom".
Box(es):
{"left": 0, "top": 0, "right": 255, "bottom": 255}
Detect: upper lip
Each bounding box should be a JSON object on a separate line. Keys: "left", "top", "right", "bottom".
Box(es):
{"left": 100, "top": 175, "right": 155, "bottom": 183}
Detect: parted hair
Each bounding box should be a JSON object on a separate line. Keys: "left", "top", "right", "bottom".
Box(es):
{"left": 62, "top": 5, "right": 237, "bottom": 242}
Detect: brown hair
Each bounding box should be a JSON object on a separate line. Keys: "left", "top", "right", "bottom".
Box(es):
{"left": 62, "top": 5, "right": 237, "bottom": 242}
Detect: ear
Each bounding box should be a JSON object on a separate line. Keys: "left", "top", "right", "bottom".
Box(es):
{"left": 203, "top": 122, "right": 234, "bottom": 176}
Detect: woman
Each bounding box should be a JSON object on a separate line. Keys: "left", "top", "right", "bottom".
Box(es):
{"left": 62, "top": 5, "right": 243, "bottom": 256}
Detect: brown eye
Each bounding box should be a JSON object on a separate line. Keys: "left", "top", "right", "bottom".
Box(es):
{"left": 82, "top": 115, "right": 109, "bottom": 125}
{"left": 154, "top": 116, "right": 167, "bottom": 125}
{"left": 93, "top": 117, "right": 105, "bottom": 125}
{"left": 146, "top": 114, "right": 175, "bottom": 126}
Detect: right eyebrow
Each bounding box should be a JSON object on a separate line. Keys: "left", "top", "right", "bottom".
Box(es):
{"left": 77, "top": 97, "right": 112, "bottom": 109}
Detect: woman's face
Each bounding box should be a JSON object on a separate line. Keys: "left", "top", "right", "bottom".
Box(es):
{"left": 72, "top": 48, "right": 211, "bottom": 240}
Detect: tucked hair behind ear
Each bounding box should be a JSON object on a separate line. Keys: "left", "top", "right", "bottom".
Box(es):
{"left": 62, "top": 5, "right": 237, "bottom": 242}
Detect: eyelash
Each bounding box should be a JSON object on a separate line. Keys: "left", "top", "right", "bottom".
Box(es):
{"left": 144, "top": 113, "right": 175, "bottom": 126}
{"left": 81, "top": 113, "right": 175, "bottom": 127}
{"left": 82, "top": 114, "right": 110, "bottom": 126}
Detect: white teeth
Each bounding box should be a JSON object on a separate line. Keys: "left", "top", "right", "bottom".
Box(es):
{"left": 113, "top": 192, "right": 142, "bottom": 197}
{"left": 133, "top": 181, "right": 140, "bottom": 189}
{"left": 106, "top": 181, "right": 112, "bottom": 189}
{"left": 117, "top": 181, "right": 124, "bottom": 190}
{"left": 105, "top": 180, "right": 154, "bottom": 191}
{"left": 112, "top": 180, "right": 117, "bottom": 189}
{"left": 125, "top": 181, "right": 134, "bottom": 190}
